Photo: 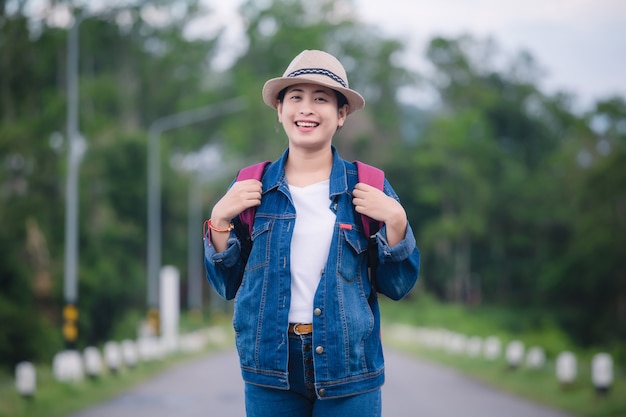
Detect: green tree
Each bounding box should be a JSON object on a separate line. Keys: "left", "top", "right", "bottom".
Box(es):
{"left": 408, "top": 109, "right": 496, "bottom": 301}
{"left": 540, "top": 97, "right": 626, "bottom": 350}
{"left": 407, "top": 35, "right": 625, "bottom": 359}
{"left": 0, "top": 7, "right": 69, "bottom": 367}
{"left": 0, "top": 0, "right": 224, "bottom": 367}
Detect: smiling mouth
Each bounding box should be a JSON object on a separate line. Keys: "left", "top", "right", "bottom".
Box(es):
{"left": 296, "top": 121, "right": 319, "bottom": 128}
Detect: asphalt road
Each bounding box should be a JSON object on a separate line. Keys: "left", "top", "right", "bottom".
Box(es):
{"left": 68, "top": 347, "right": 574, "bottom": 417}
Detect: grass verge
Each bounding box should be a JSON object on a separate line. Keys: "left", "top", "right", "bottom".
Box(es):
{"left": 380, "top": 297, "right": 626, "bottom": 417}
{"left": 0, "top": 320, "right": 233, "bottom": 417}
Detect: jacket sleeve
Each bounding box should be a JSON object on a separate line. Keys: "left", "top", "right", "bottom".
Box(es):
{"left": 374, "top": 223, "right": 420, "bottom": 300}
{"left": 372, "top": 179, "right": 421, "bottom": 300}
{"left": 203, "top": 221, "right": 249, "bottom": 300}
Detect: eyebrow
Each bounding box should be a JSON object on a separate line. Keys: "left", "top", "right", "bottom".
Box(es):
{"left": 288, "top": 87, "right": 331, "bottom": 96}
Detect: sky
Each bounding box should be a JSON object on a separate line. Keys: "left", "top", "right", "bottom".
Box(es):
{"left": 195, "top": 0, "right": 626, "bottom": 110}
{"left": 32, "top": 0, "right": 626, "bottom": 109}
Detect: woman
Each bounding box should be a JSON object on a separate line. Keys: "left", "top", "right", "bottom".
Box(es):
{"left": 204, "top": 49, "right": 420, "bottom": 417}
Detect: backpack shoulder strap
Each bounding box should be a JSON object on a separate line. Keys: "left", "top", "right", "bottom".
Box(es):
{"left": 355, "top": 160, "right": 385, "bottom": 298}
{"left": 237, "top": 161, "right": 271, "bottom": 235}
{"left": 355, "top": 161, "right": 384, "bottom": 237}
{"left": 236, "top": 160, "right": 383, "bottom": 237}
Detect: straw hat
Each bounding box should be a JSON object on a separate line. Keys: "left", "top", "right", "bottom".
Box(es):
{"left": 262, "top": 50, "right": 365, "bottom": 114}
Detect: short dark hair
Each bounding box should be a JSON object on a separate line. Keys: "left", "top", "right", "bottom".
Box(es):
{"left": 278, "top": 87, "right": 349, "bottom": 110}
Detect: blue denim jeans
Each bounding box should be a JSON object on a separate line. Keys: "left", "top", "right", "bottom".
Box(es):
{"left": 244, "top": 333, "right": 382, "bottom": 417}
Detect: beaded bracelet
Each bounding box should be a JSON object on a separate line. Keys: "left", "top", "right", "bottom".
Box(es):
{"left": 204, "top": 219, "right": 234, "bottom": 235}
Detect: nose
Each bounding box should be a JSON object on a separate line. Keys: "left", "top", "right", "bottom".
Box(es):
{"left": 298, "top": 104, "right": 313, "bottom": 115}
{"left": 298, "top": 96, "right": 314, "bottom": 115}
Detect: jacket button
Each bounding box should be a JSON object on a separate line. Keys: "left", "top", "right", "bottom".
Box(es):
{"left": 314, "top": 308, "right": 322, "bottom": 316}
{"left": 315, "top": 346, "right": 324, "bottom": 354}
{"left": 318, "top": 388, "right": 326, "bottom": 397}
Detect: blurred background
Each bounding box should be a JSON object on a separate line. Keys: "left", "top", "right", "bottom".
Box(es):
{"left": 1, "top": 0, "right": 625, "bottom": 386}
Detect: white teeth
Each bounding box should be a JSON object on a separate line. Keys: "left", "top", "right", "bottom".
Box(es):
{"left": 296, "top": 122, "right": 318, "bottom": 127}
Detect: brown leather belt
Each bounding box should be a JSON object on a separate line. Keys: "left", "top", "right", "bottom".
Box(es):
{"left": 288, "top": 323, "right": 313, "bottom": 335}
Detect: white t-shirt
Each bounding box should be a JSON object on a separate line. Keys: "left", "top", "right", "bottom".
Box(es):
{"left": 288, "top": 180, "right": 336, "bottom": 324}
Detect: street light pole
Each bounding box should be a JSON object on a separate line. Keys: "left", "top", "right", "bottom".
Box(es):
{"left": 146, "top": 99, "right": 246, "bottom": 332}
{"left": 180, "top": 144, "right": 234, "bottom": 316}
{"left": 64, "top": 16, "right": 79, "bottom": 304}
{"left": 62, "top": 3, "right": 154, "bottom": 346}
{"left": 62, "top": 13, "right": 86, "bottom": 348}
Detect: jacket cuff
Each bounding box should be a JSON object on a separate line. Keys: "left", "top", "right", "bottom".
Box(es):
{"left": 377, "top": 223, "right": 417, "bottom": 263}
{"left": 207, "top": 236, "right": 241, "bottom": 268}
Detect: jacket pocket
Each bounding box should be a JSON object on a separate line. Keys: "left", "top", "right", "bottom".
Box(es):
{"left": 337, "top": 225, "right": 368, "bottom": 282}
{"left": 245, "top": 219, "right": 272, "bottom": 272}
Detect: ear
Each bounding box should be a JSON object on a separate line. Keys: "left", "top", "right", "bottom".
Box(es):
{"left": 337, "top": 104, "right": 348, "bottom": 128}
{"left": 276, "top": 101, "right": 283, "bottom": 123}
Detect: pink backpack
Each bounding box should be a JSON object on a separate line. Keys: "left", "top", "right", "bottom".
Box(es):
{"left": 236, "top": 160, "right": 384, "bottom": 237}
{"left": 236, "top": 160, "right": 385, "bottom": 294}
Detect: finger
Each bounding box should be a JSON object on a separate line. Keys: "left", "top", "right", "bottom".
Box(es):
{"left": 351, "top": 197, "right": 369, "bottom": 212}
{"left": 354, "top": 182, "right": 376, "bottom": 192}
{"left": 352, "top": 187, "right": 368, "bottom": 199}
{"left": 237, "top": 179, "right": 262, "bottom": 190}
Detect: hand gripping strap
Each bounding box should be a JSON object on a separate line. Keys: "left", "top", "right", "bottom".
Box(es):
{"left": 355, "top": 161, "right": 385, "bottom": 237}
{"left": 236, "top": 161, "right": 271, "bottom": 236}
{"left": 236, "top": 160, "right": 383, "bottom": 237}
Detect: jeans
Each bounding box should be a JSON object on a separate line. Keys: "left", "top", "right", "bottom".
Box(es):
{"left": 244, "top": 333, "right": 382, "bottom": 417}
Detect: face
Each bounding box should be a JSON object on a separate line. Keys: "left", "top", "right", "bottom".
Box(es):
{"left": 276, "top": 83, "right": 348, "bottom": 150}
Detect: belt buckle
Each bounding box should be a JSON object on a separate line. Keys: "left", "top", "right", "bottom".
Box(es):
{"left": 293, "top": 323, "right": 305, "bottom": 335}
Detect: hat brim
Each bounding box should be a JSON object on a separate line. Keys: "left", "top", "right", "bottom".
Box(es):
{"left": 262, "top": 75, "right": 365, "bottom": 115}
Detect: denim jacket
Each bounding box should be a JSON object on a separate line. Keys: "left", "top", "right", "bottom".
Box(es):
{"left": 204, "top": 147, "right": 420, "bottom": 399}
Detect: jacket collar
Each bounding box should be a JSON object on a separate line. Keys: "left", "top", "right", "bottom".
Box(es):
{"left": 262, "top": 146, "right": 349, "bottom": 197}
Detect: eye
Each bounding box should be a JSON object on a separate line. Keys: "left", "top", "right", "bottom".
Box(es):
{"left": 314, "top": 96, "right": 329, "bottom": 103}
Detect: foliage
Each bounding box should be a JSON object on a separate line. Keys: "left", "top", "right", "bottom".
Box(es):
{"left": 391, "top": 35, "right": 626, "bottom": 360}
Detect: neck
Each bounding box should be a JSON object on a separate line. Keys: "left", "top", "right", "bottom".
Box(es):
{"left": 285, "top": 147, "right": 333, "bottom": 187}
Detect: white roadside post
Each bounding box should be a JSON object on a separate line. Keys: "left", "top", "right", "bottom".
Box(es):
{"left": 137, "top": 337, "right": 161, "bottom": 362}
{"left": 83, "top": 346, "right": 104, "bottom": 379}
{"left": 505, "top": 340, "right": 525, "bottom": 369}
{"left": 556, "top": 351, "right": 577, "bottom": 387}
{"left": 483, "top": 336, "right": 501, "bottom": 361}
{"left": 591, "top": 352, "right": 613, "bottom": 394}
{"left": 447, "top": 333, "right": 467, "bottom": 355}
{"left": 52, "top": 350, "right": 84, "bottom": 382}
{"left": 466, "top": 336, "right": 482, "bottom": 358}
{"left": 103, "top": 341, "right": 123, "bottom": 374}
{"left": 525, "top": 346, "right": 546, "bottom": 369}
{"left": 121, "top": 339, "right": 139, "bottom": 368}
{"left": 15, "top": 362, "right": 36, "bottom": 399}
{"left": 160, "top": 265, "right": 180, "bottom": 353}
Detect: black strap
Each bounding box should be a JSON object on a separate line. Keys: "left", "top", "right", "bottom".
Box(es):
{"left": 367, "top": 219, "right": 380, "bottom": 299}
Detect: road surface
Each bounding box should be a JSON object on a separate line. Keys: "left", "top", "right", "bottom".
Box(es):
{"left": 68, "top": 348, "right": 573, "bottom": 417}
